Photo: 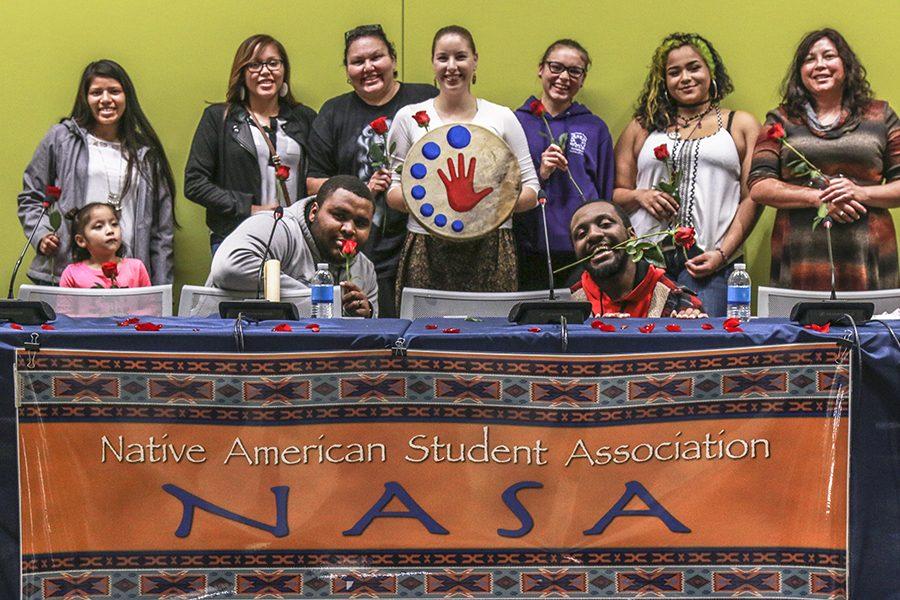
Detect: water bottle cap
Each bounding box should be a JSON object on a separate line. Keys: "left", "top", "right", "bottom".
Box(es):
{"left": 316, "top": 263, "right": 329, "bottom": 270}
{"left": 735, "top": 263, "right": 746, "bottom": 270}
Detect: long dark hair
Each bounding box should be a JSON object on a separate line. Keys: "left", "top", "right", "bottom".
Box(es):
{"left": 69, "top": 203, "right": 126, "bottom": 263}
{"left": 633, "top": 32, "right": 733, "bottom": 132}
{"left": 781, "top": 28, "right": 873, "bottom": 119}
{"left": 70, "top": 60, "right": 177, "bottom": 221}
{"left": 226, "top": 34, "right": 300, "bottom": 108}
{"left": 343, "top": 24, "right": 398, "bottom": 77}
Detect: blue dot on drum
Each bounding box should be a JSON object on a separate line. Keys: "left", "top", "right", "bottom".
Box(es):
{"left": 420, "top": 203, "right": 434, "bottom": 217}
{"left": 447, "top": 125, "right": 471, "bottom": 149}
{"left": 434, "top": 214, "right": 447, "bottom": 227}
{"left": 451, "top": 220, "right": 464, "bottom": 232}
{"left": 411, "top": 185, "right": 426, "bottom": 200}
{"left": 422, "top": 142, "right": 441, "bottom": 160}
{"left": 410, "top": 163, "right": 427, "bottom": 179}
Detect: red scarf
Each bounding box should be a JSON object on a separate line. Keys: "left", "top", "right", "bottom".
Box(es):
{"left": 579, "top": 265, "right": 666, "bottom": 317}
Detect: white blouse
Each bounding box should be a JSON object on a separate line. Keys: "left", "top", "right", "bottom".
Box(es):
{"left": 250, "top": 118, "right": 302, "bottom": 206}
{"left": 388, "top": 98, "right": 540, "bottom": 234}
{"left": 85, "top": 134, "right": 136, "bottom": 254}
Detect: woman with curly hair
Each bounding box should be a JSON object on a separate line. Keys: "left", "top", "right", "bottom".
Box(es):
{"left": 613, "top": 33, "right": 760, "bottom": 316}
{"left": 749, "top": 28, "right": 900, "bottom": 290}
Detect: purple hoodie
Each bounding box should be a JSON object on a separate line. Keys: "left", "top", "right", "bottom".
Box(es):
{"left": 513, "top": 96, "right": 614, "bottom": 255}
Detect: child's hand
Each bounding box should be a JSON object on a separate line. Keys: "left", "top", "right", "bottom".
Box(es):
{"left": 38, "top": 233, "right": 60, "bottom": 255}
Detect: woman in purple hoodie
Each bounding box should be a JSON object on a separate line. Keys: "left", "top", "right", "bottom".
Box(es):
{"left": 514, "top": 39, "right": 615, "bottom": 290}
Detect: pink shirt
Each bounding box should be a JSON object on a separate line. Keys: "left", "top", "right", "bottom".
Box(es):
{"left": 59, "top": 258, "right": 152, "bottom": 289}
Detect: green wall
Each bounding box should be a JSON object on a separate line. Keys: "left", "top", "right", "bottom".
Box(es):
{"left": 2, "top": 0, "right": 898, "bottom": 308}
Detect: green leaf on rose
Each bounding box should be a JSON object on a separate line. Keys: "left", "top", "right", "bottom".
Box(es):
{"left": 49, "top": 212, "right": 61, "bottom": 231}
{"left": 812, "top": 202, "right": 830, "bottom": 230}
{"left": 368, "top": 144, "right": 385, "bottom": 163}
{"left": 555, "top": 133, "right": 568, "bottom": 151}
{"left": 644, "top": 244, "right": 666, "bottom": 267}
{"left": 389, "top": 141, "right": 396, "bottom": 155}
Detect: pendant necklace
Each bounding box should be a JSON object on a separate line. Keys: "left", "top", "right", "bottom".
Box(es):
{"left": 94, "top": 137, "right": 125, "bottom": 209}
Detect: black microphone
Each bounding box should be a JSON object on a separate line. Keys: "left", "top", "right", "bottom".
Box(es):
{"left": 8, "top": 187, "right": 59, "bottom": 299}
{"left": 537, "top": 190, "right": 555, "bottom": 300}
{"left": 256, "top": 206, "right": 285, "bottom": 299}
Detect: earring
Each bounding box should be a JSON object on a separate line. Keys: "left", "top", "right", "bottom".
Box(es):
{"left": 347, "top": 77, "right": 352, "bottom": 85}
{"left": 279, "top": 82, "right": 289, "bottom": 97}
{"left": 664, "top": 88, "right": 670, "bottom": 105}
{"left": 240, "top": 87, "right": 246, "bottom": 101}
{"left": 472, "top": 72, "right": 477, "bottom": 85}
{"left": 710, "top": 79, "right": 718, "bottom": 100}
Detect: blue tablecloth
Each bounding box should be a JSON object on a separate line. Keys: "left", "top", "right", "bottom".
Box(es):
{"left": 1, "top": 316, "right": 897, "bottom": 597}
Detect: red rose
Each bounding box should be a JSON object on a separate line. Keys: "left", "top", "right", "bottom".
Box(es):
{"left": 370, "top": 116, "right": 389, "bottom": 135}
{"left": 341, "top": 239, "right": 358, "bottom": 256}
{"left": 665, "top": 323, "right": 682, "bottom": 332}
{"left": 45, "top": 185, "right": 61, "bottom": 200}
{"left": 275, "top": 165, "right": 290, "bottom": 181}
{"left": 725, "top": 324, "right": 744, "bottom": 333}
{"left": 101, "top": 261, "right": 118, "bottom": 280}
{"left": 673, "top": 226, "right": 696, "bottom": 250}
{"left": 412, "top": 110, "right": 430, "bottom": 128}
{"left": 653, "top": 144, "right": 669, "bottom": 161}
{"left": 639, "top": 323, "right": 656, "bottom": 334}
{"left": 529, "top": 99, "right": 545, "bottom": 117}
{"left": 134, "top": 322, "right": 163, "bottom": 331}
{"left": 272, "top": 323, "right": 293, "bottom": 332}
{"left": 766, "top": 123, "right": 786, "bottom": 141}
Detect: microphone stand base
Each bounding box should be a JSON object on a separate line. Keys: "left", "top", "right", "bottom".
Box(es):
{"left": 508, "top": 301, "right": 592, "bottom": 325}
{"left": 790, "top": 300, "right": 874, "bottom": 326}
{"left": 219, "top": 300, "right": 300, "bottom": 321}
{"left": 0, "top": 300, "right": 56, "bottom": 325}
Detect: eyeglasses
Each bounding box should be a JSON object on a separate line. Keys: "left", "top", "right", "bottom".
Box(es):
{"left": 544, "top": 61, "right": 586, "bottom": 79}
{"left": 246, "top": 59, "right": 284, "bottom": 73}
{"left": 345, "top": 24, "right": 385, "bottom": 42}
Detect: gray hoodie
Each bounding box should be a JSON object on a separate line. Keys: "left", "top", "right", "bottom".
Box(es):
{"left": 17, "top": 119, "right": 174, "bottom": 284}
{"left": 207, "top": 196, "right": 378, "bottom": 316}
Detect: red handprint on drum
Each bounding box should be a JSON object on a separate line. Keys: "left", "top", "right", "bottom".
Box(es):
{"left": 438, "top": 153, "right": 494, "bottom": 212}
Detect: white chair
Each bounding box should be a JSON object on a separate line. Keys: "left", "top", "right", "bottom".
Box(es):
{"left": 399, "top": 287, "right": 573, "bottom": 320}
{"left": 18, "top": 284, "right": 173, "bottom": 317}
{"left": 757, "top": 286, "right": 900, "bottom": 317}
{"left": 178, "top": 285, "right": 343, "bottom": 318}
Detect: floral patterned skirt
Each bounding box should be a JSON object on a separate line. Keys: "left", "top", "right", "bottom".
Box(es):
{"left": 394, "top": 230, "right": 518, "bottom": 307}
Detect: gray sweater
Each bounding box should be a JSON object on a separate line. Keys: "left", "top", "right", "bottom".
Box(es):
{"left": 17, "top": 119, "right": 174, "bottom": 285}
{"left": 207, "top": 196, "right": 378, "bottom": 316}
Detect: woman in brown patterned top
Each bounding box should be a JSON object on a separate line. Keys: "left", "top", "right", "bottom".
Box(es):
{"left": 749, "top": 28, "right": 900, "bottom": 290}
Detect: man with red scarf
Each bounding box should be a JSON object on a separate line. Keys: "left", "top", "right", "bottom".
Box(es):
{"left": 569, "top": 201, "right": 704, "bottom": 318}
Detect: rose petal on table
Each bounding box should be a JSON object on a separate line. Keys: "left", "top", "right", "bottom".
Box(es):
{"left": 528, "top": 327, "right": 541, "bottom": 333}
{"left": 272, "top": 323, "right": 293, "bottom": 332}
{"left": 134, "top": 322, "right": 162, "bottom": 331}
{"left": 442, "top": 327, "right": 460, "bottom": 334}
{"left": 425, "top": 324, "right": 438, "bottom": 330}
{"left": 9, "top": 323, "right": 22, "bottom": 330}
{"left": 805, "top": 323, "right": 831, "bottom": 333}
{"left": 304, "top": 323, "right": 320, "bottom": 332}
{"left": 723, "top": 317, "right": 742, "bottom": 329}
{"left": 665, "top": 323, "right": 682, "bottom": 332}
{"left": 117, "top": 317, "right": 141, "bottom": 327}
{"left": 724, "top": 325, "right": 744, "bottom": 333}
{"left": 701, "top": 323, "right": 715, "bottom": 330}
{"left": 639, "top": 323, "right": 656, "bottom": 334}
{"left": 40, "top": 324, "right": 55, "bottom": 330}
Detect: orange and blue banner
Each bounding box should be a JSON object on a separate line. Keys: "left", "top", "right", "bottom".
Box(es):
{"left": 17, "top": 343, "right": 848, "bottom": 598}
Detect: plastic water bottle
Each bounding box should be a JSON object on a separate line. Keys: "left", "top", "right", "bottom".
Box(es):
{"left": 310, "top": 263, "right": 334, "bottom": 318}
{"left": 726, "top": 263, "right": 752, "bottom": 321}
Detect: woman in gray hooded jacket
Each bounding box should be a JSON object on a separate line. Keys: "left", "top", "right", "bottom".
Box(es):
{"left": 17, "top": 59, "right": 175, "bottom": 285}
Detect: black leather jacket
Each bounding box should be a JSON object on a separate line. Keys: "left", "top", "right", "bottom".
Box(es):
{"left": 184, "top": 102, "right": 315, "bottom": 238}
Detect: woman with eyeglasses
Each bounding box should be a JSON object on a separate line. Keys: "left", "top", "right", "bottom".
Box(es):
{"left": 17, "top": 59, "right": 175, "bottom": 285}
{"left": 612, "top": 32, "right": 760, "bottom": 316}
{"left": 305, "top": 24, "right": 437, "bottom": 317}
{"left": 514, "top": 39, "right": 614, "bottom": 290}
{"left": 386, "top": 25, "right": 540, "bottom": 302}
{"left": 185, "top": 34, "right": 316, "bottom": 254}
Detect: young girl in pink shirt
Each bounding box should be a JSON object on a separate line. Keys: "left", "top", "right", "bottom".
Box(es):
{"left": 59, "top": 203, "right": 151, "bottom": 288}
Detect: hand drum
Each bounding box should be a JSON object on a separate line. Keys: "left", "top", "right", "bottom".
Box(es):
{"left": 401, "top": 124, "right": 521, "bottom": 241}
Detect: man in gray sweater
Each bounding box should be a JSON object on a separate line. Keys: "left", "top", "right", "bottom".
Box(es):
{"left": 207, "top": 175, "right": 378, "bottom": 317}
